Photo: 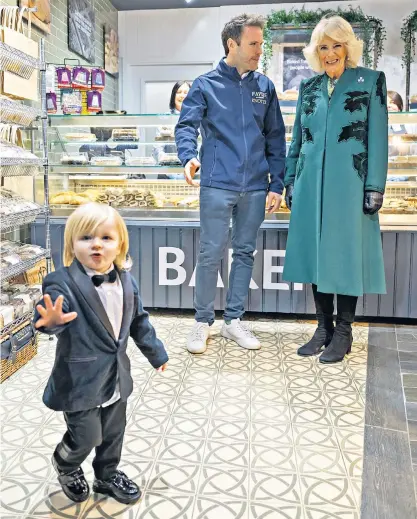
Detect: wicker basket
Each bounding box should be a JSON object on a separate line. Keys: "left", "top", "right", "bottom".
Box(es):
{"left": 1, "top": 319, "right": 38, "bottom": 383}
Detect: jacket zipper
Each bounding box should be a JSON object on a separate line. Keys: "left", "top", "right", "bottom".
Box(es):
{"left": 240, "top": 80, "right": 248, "bottom": 190}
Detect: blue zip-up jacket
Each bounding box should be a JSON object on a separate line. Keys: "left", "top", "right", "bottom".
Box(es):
{"left": 175, "top": 59, "right": 286, "bottom": 194}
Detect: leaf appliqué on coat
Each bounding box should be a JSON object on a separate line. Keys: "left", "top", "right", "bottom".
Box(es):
{"left": 343, "top": 91, "right": 370, "bottom": 113}
{"left": 301, "top": 76, "right": 322, "bottom": 117}
{"left": 376, "top": 73, "right": 387, "bottom": 107}
{"left": 302, "top": 127, "right": 313, "bottom": 144}
{"left": 296, "top": 152, "right": 306, "bottom": 180}
{"left": 338, "top": 121, "right": 368, "bottom": 145}
{"left": 352, "top": 152, "right": 368, "bottom": 182}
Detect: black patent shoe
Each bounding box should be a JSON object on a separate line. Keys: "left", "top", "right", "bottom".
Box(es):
{"left": 52, "top": 456, "right": 90, "bottom": 502}
{"left": 298, "top": 328, "right": 334, "bottom": 357}
{"left": 93, "top": 470, "right": 142, "bottom": 504}
{"left": 319, "top": 330, "right": 353, "bottom": 364}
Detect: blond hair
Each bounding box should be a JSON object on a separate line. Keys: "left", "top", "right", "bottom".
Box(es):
{"left": 63, "top": 203, "right": 130, "bottom": 269}
{"left": 303, "top": 16, "right": 364, "bottom": 73}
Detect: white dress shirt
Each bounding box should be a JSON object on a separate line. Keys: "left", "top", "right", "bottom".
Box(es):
{"left": 84, "top": 264, "right": 123, "bottom": 408}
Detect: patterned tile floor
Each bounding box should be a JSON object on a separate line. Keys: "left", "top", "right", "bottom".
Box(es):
{"left": 0, "top": 315, "right": 368, "bottom": 519}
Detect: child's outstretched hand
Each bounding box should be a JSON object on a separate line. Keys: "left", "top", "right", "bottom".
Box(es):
{"left": 35, "top": 294, "right": 78, "bottom": 329}
{"left": 156, "top": 363, "right": 168, "bottom": 373}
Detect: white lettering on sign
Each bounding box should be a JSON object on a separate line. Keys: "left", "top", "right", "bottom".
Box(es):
{"left": 158, "top": 247, "right": 303, "bottom": 290}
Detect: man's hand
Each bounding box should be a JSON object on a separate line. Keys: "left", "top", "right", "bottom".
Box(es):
{"left": 266, "top": 191, "right": 282, "bottom": 214}
{"left": 156, "top": 363, "right": 168, "bottom": 373}
{"left": 34, "top": 294, "right": 77, "bottom": 329}
{"left": 184, "top": 158, "right": 201, "bottom": 187}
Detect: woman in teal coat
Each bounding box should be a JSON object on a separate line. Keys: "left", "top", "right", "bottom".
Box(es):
{"left": 283, "top": 16, "right": 388, "bottom": 363}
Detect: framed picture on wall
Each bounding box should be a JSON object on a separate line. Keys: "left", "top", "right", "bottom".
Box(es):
{"left": 19, "top": 0, "right": 51, "bottom": 34}
{"left": 68, "top": 0, "right": 95, "bottom": 63}
{"left": 104, "top": 25, "right": 119, "bottom": 77}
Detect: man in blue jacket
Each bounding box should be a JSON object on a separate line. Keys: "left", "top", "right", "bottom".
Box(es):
{"left": 175, "top": 14, "right": 286, "bottom": 354}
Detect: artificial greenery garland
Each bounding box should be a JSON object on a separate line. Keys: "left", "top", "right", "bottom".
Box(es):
{"left": 401, "top": 11, "right": 417, "bottom": 68}
{"left": 262, "top": 6, "right": 386, "bottom": 74}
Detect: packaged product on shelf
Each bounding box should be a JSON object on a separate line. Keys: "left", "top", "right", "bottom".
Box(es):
{"left": 64, "top": 133, "right": 96, "bottom": 142}
{"left": 90, "top": 155, "right": 123, "bottom": 166}
{"left": 157, "top": 151, "right": 182, "bottom": 166}
{"left": 155, "top": 126, "right": 175, "bottom": 140}
{"left": 87, "top": 91, "right": 102, "bottom": 113}
{"left": 91, "top": 68, "right": 105, "bottom": 91}
{"left": 56, "top": 67, "right": 72, "bottom": 89}
{"left": 61, "top": 91, "right": 82, "bottom": 115}
{"left": 125, "top": 156, "right": 156, "bottom": 166}
{"left": 46, "top": 92, "right": 57, "bottom": 114}
{"left": 0, "top": 306, "right": 14, "bottom": 329}
{"left": 0, "top": 188, "right": 39, "bottom": 216}
{"left": 60, "top": 152, "right": 89, "bottom": 165}
{"left": 111, "top": 128, "right": 139, "bottom": 141}
{"left": 72, "top": 66, "right": 90, "bottom": 90}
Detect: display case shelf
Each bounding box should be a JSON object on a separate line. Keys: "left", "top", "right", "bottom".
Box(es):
{"left": 50, "top": 165, "right": 183, "bottom": 173}
{"left": 0, "top": 42, "right": 39, "bottom": 79}
{"left": 1, "top": 248, "right": 49, "bottom": 283}
{"left": 0, "top": 208, "right": 44, "bottom": 233}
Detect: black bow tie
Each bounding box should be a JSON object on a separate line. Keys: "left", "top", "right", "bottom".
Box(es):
{"left": 91, "top": 269, "right": 117, "bottom": 287}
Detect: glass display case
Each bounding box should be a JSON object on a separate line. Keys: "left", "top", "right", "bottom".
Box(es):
{"left": 37, "top": 112, "right": 417, "bottom": 226}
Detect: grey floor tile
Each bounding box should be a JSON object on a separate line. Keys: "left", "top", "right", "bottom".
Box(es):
{"left": 405, "top": 387, "right": 417, "bottom": 403}
{"left": 361, "top": 425, "right": 417, "bottom": 519}
{"left": 407, "top": 403, "right": 417, "bottom": 422}
{"left": 400, "top": 362, "right": 417, "bottom": 375}
{"left": 365, "top": 345, "right": 406, "bottom": 431}
{"left": 398, "top": 342, "right": 417, "bottom": 353}
{"left": 400, "top": 351, "right": 417, "bottom": 363}
{"left": 368, "top": 326, "right": 397, "bottom": 350}
{"left": 408, "top": 421, "right": 417, "bottom": 442}
{"left": 403, "top": 374, "right": 417, "bottom": 388}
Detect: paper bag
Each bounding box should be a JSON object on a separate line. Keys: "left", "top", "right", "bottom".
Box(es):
{"left": 0, "top": 7, "right": 39, "bottom": 101}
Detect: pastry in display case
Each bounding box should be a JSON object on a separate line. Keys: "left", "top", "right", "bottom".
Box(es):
{"left": 38, "top": 112, "right": 417, "bottom": 224}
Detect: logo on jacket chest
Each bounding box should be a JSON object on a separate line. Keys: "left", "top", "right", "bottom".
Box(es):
{"left": 252, "top": 91, "right": 268, "bottom": 105}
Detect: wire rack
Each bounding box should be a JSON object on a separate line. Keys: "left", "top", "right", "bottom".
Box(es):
{"left": 0, "top": 158, "right": 43, "bottom": 177}
{"left": 0, "top": 42, "right": 39, "bottom": 79}
{"left": 0, "top": 98, "right": 41, "bottom": 126}
{"left": 1, "top": 248, "right": 49, "bottom": 283}
{"left": 0, "top": 312, "right": 34, "bottom": 340}
{"left": 0, "top": 208, "right": 44, "bottom": 233}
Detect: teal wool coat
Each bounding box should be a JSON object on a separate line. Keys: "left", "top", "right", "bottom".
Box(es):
{"left": 283, "top": 67, "right": 388, "bottom": 296}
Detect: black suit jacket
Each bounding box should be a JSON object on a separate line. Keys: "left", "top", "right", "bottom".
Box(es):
{"left": 34, "top": 261, "right": 168, "bottom": 412}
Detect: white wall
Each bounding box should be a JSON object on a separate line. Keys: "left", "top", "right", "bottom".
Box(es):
{"left": 119, "top": 0, "right": 416, "bottom": 111}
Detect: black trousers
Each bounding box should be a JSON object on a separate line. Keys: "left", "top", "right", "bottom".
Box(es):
{"left": 53, "top": 399, "right": 127, "bottom": 480}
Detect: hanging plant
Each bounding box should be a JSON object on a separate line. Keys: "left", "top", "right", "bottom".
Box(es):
{"left": 400, "top": 11, "right": 417, "bottom": 69}
{"left": 262, "top": 6, "right": 386, "bottom": 74}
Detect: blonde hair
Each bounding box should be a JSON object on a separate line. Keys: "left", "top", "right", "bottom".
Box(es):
{"left": 303, "top": 16, "right": 364, "bottom": 73}
{"left": 63, "top": 203, "right": 130, "bottom": 269}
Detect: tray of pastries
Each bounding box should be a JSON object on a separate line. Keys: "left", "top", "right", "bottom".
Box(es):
{"left": 64, "top": 133, "right": 97, "bottom": 142}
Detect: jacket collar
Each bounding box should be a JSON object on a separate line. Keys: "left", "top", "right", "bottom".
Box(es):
{"left": 68, "top": 260, "right": 134, "bottom": 344}
{"left": 217, "top": 58, "right": 252, "bottom": 82}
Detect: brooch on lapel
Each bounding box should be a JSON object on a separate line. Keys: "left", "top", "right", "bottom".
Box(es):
{"left": 358, "top": 77, "right": 364, "bottom": 83}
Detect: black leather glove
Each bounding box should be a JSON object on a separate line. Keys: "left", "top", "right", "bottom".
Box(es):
{"left": 285, "top": 184, "right": 294, "bottom": 210}
{"left": 363, "top": 191, "right": 384, "bottom": 215}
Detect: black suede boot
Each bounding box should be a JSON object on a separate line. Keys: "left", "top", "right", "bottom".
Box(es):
{"left": 298, "top": 285, "right": 334, "bottom": 357}
{"left": 319, "top": 294, "right": 358, "bottom": 364}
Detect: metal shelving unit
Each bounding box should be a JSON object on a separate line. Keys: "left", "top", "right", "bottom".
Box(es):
{"left": 1, "top": 37, "right": 50, "bottom": 346}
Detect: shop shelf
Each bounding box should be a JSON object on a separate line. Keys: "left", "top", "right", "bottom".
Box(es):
{"left": 0, "top": 207, "right": 44, "bottom": 233}
{"left": 49, "top": 165, "right": 183, "bottom": 174}
{"left": 0, "top": 98, "right": 41, "bottom": 126}
{"left": 1, "top": 248, "right": 49, "bottom": 283}
{"left": 0, "top": 158, "right": 43, "bottom": 177}
{"left": 0, "top": 42, "right": 39, "bottom": 79}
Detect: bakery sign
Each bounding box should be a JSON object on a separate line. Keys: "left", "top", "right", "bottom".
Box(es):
{"left": 158, "top": 247, "right": 303, "bottom": 290}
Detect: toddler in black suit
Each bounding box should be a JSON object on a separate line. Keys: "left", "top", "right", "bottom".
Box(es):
{"left": 34, "top": 203, "right": 168, "bottom": 504}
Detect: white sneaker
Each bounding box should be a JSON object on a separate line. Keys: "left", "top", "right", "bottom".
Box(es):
{"left": 187, "top": 322, "right": 210, "bottom": 354}
{"left": 221, "top": 319, "right": 261, "bottom": 350}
